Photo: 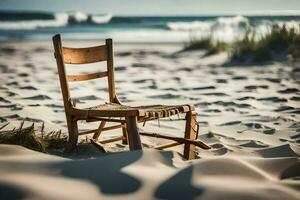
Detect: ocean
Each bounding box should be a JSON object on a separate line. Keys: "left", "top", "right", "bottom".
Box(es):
{"left": 0, "top": 10, "right": 300, "bottom": 42}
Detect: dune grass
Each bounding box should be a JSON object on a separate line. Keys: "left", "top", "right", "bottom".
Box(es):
{"left": 183, "top": 24, "right": 300, "bottom": 63}
{"left": 183, "top": 37, "right": 227, "bottom": 55}
{"left": 0, "top": 122, "right": 67, "bottom": 152}
{"left": 231, "top": 25, "right": 300, "bottom": 62}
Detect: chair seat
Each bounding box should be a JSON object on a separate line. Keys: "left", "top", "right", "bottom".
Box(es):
{"left": 71, "top": 103, "right": 194, "bottom": 119}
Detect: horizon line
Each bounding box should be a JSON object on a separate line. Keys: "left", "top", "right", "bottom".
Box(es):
{"left": 0, "top": 9, "right": 300, "bottom": 17}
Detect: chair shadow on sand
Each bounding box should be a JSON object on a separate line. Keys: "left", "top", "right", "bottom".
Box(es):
{"left": 54, "top": 150, "right": 143, "bottom": 194}
{"left": 155, "top": 164, "right": 204, "bottom": 199}
{"left": 0, "top": 148, "right": 204, "bottom": 199}
{"left": 0, "top": 183, "right": 28, "bottom": 200}
{"left": 55, "top": 149, "right": 204, "bottom": 199}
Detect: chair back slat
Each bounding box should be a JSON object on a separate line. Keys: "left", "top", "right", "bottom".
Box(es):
{"left": 53, "top": 34, "right": 117, "bottom": 105}
{"left": 63, "top": 45, "right": 108, "bottom": 64}
{"left": 67, "top": 71, "right": 108, "bottom": 82}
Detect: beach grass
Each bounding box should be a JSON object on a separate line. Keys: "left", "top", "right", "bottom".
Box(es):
{"left": 0, "top": 122, "right": 67, "bottom": 152}
{"left": 231, "top": 24, "right": 300, "bottom": 62}
{"left": 183, "top": 37, "right": 227, "bottom": 55}
{"left": 183, "top": 24, "right": 300, "bottom": 63}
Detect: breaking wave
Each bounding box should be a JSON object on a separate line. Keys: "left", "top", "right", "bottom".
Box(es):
{"left": 91, "top": 14, "right": 113, "bottom": 24}
{"left": 166, "top": 15, "right": 300, "bottom": 42}
{"left": 167, "top": 16, "right": 249, "bottom": 31}
{"left": 0, "top": 11, "right": 113, "bottom": 30}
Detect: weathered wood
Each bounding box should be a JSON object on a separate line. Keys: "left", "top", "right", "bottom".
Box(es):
{"left": 154, "top": 142, "right": 180, "bottom": 150}
{"left": 53, "top": 34, "right": 72, "bottom": 112}
{"left": 79, "top": 124, "right": 125, "bottom": 136}
{"left": 63, "top": 45, "right": 108, "bottom": 64}
{"left": 102, "top": 124, "right": 124, "bottom": 132}
{"left": 65, "top": 116, "right": 79, "bottom": 152}
{"left": 99, "top": 136, "right": 124, "bottom": 144}
{"left": 72, "top": 108, "right": 142, "bottom": 118}
{"left": 106, "top": 39, "right": 117, "bottom": 102}
{"left": 67, "top": 71, "right": 108, "bottom": 82}
{"left": 86, "top": 117, "right": 125, "bottom": 123}
{"left": 183, "top": 111, "right": 197, "bottom": 160}
{"left": 53, "top": 34, "right": 79, "bottom": 152}
{"left": 139, "top": 131, "right": 210, "bottom": 149}
{"left": 125, "top": 116, "right": 142, "bottom": 150}
{"left": 121, "top": 122, "right": 128, "bottom": 144}
{"left": 93, "top": 121, "right": 106, "bottom": 140}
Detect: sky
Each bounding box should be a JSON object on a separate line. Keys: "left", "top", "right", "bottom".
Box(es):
{"left": 0, "top": 0, "right": 300, "bottom": 16}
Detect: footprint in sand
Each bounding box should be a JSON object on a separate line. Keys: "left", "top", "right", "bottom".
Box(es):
{"left": 258, "top": 97, "right": 287, "bottom": 103}
{"left": 244, "top": 85, "right": 269, "bottom": 90}
{"left": 278, "top": 88, "right": 300, "bottom": 94}
{"left": 19, "top": 86, "right": 37, "bottom": 90}
{"left": 22, "top": 95, "right": 51, "bottom": 100}
{"left": 290, "top": 96, "right": 300, "bottom": 101}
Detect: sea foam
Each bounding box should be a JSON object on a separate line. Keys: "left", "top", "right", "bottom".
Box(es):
{"left": 0, "top": 11, "right": 113, "bottom": 30}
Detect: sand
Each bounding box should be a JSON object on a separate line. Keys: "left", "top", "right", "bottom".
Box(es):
{"left": 0, "top": 39, "right": 299, "bottom": 199}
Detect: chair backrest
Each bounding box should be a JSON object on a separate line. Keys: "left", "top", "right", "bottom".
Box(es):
{"left": 52, "top": 34, "right": 116, "bottom": 111}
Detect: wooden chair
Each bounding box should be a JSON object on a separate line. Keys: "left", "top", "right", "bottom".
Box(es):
{"left": 52, "top": 34, "right": 209, "bottom": 160}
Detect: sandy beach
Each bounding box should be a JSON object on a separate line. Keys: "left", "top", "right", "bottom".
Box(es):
{"left": 0, "top": 39, "right": 300, "bottom": 199}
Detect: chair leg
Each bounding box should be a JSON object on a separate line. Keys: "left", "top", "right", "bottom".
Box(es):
{"left": 125, "top": 116, "right": 142, "bottom": 150}
{"left": 183, "top": 111, "right": 197, "bottom": 160}
{"left": 121, "top": 122, "right": 128, "bottom": 144}
{"left": 65, "top": 115, "right": 79, "bottom": 153}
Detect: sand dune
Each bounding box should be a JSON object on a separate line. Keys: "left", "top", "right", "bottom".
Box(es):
{"left": 0, "top": 144, "right": 299, "bottom": 200}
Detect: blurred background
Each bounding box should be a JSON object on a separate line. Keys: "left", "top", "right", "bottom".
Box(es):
{"left": 0, "top": 0, "right": 300, "bottom": 43}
